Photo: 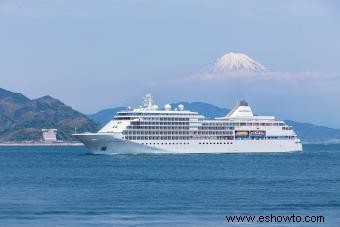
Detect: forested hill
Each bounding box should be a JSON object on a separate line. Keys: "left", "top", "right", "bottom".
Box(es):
{"left": 0, "top": 88, "right": 99, "bottom": 141}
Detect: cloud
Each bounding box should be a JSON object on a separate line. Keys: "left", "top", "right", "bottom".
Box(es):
{"left": 189, "top": 70, "right": 339, "bottom": 82}
{"left": 144, "top": 50, "right": 339, "bottom": 87}
{"left": 145, "top": 70, "right": 339, "bottom": 87}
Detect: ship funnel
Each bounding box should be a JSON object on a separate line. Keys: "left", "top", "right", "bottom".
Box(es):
{"left": 239, "top": 100, "right": 249, "bottom": 106}
{"left": 225, "top": 100, "right": 254, "bottom": 118}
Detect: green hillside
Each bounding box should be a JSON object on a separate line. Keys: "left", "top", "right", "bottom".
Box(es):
{"left": 0, "top": 88, "right": 100, "bottom": 141}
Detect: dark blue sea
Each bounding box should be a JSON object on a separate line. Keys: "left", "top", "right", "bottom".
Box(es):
{"left": 0, "top": 144, "right": 339, "bottom": 226}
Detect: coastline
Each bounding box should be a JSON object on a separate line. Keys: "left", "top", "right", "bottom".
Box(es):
{"left": 0, "top": 142, "right": 83, "bottom": 147}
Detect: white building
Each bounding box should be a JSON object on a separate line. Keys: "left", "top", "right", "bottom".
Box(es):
{"left": 42, "top": 129, "right": 57, "bottom": 142}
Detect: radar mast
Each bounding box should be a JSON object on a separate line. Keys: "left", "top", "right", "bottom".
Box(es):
{"left": 143, "top": 94, "right": 154, "bottom": 110}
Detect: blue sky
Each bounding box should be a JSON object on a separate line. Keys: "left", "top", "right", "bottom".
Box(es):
{"left": 1, "top": 0, "right": 340, "bottom": 127}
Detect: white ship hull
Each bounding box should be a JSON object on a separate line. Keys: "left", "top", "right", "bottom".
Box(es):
{"left": 74, "top": 133, "right": 302, "bottom": 155}
{"left": 74, "top": 95, "right": 303, "bottom": 154}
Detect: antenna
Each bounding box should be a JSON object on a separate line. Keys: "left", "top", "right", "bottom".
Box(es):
{"left": 143, "top": 94, "right": 154, "bottom": 110}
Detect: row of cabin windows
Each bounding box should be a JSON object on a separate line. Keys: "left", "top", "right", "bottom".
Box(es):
{"left": 123, "top": 131, "right": 233, "bottom": 135}
{"left": 192, "top": 136, "right": 234, "bottom": 140}
{"left": 125, "top": 136, "right": 192, "bottom": 140}
{"left": 160, "top": 117, "right": 190, "bottom": 121}
{"left": 123, "top": 131, "right": 190, "bottom": 135}
{"left": 125, "top": 136, "right": 234, "bottom": 140}
{"left": 202, "top": 122, "right": 286, "bottom": 127}
{"left": 142, "top": 142, "right": 190, "bottom": 145}
{"left": 125, "top": 136, "right": 295, "bottom": 141}
{"left": 235, "top": 136, "right": 295, "bottom": 140}
{"left": 140, "top": 142, "right": 234, "bottom": 146}
{"left": 199, "top": 142, "right": 233, "bottom": 145}
{"left": 126, "top": 126, "right": 235, "bottom": 132}
{"left": 129, "top": 121, "right": 286, "bottom": 127}
{"left": 132, "top": 122, "right": 190, "bottom": 126}
{"left": 198, "top": 127, "right": 234, "bottom": 130}
{"left": 113, "top": 117, "right": 135, "bottom": 120}
{"left": 127, "top": 126, "right": 190, "bottom": 130}
{"left": 194, "top": 131, "right": 233, "bottom": 135}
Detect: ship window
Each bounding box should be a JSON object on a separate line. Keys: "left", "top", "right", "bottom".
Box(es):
{"left": 101, "top": 146, "right": 107, "bottom": 151}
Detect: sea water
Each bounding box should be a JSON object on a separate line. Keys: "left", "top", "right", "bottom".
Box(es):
{"left": 0, "top": 144, "right": 339, "bottom": 226}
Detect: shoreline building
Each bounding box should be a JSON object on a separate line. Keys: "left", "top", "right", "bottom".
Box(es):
{"left": 42, "top": 129, "right": 57, "bottom": 143}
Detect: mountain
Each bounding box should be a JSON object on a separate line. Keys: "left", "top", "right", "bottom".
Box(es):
{"left": 171, "top": 102, "right": 230, "bottom": 119}
{"left": 87, "top": 107, "right": 126, "bottom": 126}
{"left": 285, "top": 120, "right": 340, "bottom": 143}
{"left": 88, "top": 102, "right": 340, "bottom": 143}
{"left": 88, "top": 102, "right": 230, "bottom": 126}
{"left": 0, "top": 88, "right": 99, "bottom": 141}
{"left": 201, "top": 52, "right": 268, "bottom": 74}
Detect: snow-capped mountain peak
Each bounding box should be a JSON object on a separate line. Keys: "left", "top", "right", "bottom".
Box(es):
{"left": 203, "top": 52, "right": 268, "bottom": 74}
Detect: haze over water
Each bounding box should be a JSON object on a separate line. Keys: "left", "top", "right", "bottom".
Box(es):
{"left": 0, "top": 145, "right": 339, "bottom": 226}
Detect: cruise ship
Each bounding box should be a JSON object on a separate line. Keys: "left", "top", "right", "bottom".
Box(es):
{"left": 74, "top": 94, "right": 302, "bottom": 154}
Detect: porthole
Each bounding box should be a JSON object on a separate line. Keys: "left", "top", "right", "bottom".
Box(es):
{"left": 101, "top": 146, "right": 107, "bottom": 151}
